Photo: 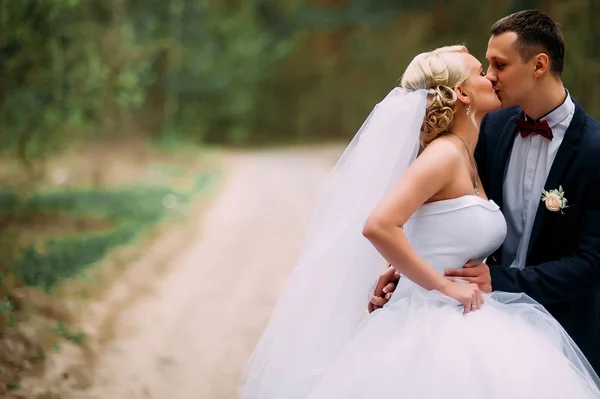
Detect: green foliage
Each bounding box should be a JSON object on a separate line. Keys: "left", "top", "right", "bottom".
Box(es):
{"left": 0, "top": 295, "right": 17, "bottom": 328}
{"left": 6, "top": 172, "right": 216, "bottom": 292}
{"left": 0, "top": 188, "right": 19, "bottom": 214}
{"left": 164, "top": 3, "right": 293, "bottom": 143}
{"left": 52, "top": 322, "right": 86, "bottom": 346}
{"left": 16, "top": 225, "right": 137, "bottom": 290}
{"left": 2, "top": 0, "right": 600, "bottom": 149}
{"left": 6, "top": 383, "right": 21, "bottom": 391}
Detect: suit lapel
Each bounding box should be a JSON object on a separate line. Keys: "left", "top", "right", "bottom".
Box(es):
{"left": 490, "top": 113, "right": 520, "bottom": 210}
{"left": 526, "top": 101, "right": 586, "bottom": 259}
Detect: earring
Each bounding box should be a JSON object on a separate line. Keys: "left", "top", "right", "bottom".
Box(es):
{"left": 466, "top": 105, "right": 472, "bottom": 116}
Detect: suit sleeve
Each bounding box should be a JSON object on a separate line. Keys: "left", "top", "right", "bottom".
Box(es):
{"left": 489, "top": 168, "right": 600, "bottom": 304}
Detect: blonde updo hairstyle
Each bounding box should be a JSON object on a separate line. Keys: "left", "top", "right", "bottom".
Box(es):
{"left": 400, "top": 45, "right": 473, "bottom": 149}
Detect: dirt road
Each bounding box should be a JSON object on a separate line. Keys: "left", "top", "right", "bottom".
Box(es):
{"left": 79, "top": 146, "right": 341, "bottom": 399}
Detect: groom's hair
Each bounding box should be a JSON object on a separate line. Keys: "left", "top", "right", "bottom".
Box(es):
{"left": 490, "top": 9, "right": 565, "bottom": 77}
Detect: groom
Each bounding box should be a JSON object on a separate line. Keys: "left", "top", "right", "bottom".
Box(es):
{"left": 371, "top": 10, "right": 600, "bottom": 373}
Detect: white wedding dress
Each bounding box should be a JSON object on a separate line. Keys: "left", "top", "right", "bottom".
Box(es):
{"left": 241, "top": 88, "right": 600, "bottom": 398}
{"left": 300, "top": 195, "right": 600, "bottom": 398}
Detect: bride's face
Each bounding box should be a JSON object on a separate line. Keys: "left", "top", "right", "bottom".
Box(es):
{"left": 460, "top": 53, "right": 502, "bottom": 115}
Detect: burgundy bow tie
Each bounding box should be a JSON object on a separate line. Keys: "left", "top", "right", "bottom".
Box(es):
{"left": 515, "top": 118, "right": 553, "bottom": 140}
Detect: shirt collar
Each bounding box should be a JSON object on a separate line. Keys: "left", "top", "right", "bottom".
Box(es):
{"left": 540, "top": 90, "right": 574, "bottom": 130}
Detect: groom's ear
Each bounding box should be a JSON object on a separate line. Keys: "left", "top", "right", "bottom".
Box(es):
{"left": 533, "top": 53, "right": 550, "bottom": 78}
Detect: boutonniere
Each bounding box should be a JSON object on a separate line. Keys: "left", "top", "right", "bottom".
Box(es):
{"left": 541, "top": 185, "right": 568, "bottom": 214}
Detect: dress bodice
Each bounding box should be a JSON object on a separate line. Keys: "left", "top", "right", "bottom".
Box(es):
{"left": 403, "top": 195, "right": 507, "bottom": 274}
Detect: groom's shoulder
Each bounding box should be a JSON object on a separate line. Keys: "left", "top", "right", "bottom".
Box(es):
{"left": 582, "top": 114, "right": 600, "bottom": 139}
{"left": 580, "top": 116, "right": 600, "bottom": 163}
{"left": 574, "top": 100, "right": 600, "bottom": 143}
{"left": 582, "top": 111, "right": 600, "bottom": 135}
{"left": 571, "top": 100, "right": 600, "bottom": 171}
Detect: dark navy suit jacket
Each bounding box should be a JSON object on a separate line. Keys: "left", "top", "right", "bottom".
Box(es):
{"left": 475, "top": 99, "right": 600, "bottom": 374}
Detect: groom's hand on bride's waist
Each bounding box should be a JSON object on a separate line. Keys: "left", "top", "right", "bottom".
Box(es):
{"left": 368, "top": 265, "right": 400, "bottom": 313}
{"left": 445, "top": 261, "right": 492, "bottom": 293}
{"left": 368, "top": 261, "right": 492, "bottom": 313}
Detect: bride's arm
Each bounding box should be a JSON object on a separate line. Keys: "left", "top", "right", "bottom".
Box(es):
{"left": 362, "top": 138, "right": 461, "bottom": 293}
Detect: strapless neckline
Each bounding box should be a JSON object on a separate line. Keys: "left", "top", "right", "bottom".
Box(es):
{"left": 415, "top": 195, "right": 499, "bottom": 217}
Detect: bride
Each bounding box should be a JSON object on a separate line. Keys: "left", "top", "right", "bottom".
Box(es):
{"left": 240, "top": 45, "right": 600, "bottom": 398}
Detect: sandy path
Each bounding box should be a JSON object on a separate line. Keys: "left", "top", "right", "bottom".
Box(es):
{"left": 83, "top": 146, "right": 342, "bottom": 399}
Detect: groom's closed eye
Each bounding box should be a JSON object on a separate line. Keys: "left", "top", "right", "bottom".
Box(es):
{"left": 488, "top": 62, "right": 505, "bottom": 70}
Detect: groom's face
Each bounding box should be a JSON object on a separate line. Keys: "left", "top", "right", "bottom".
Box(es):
{"left": 485, "top": 32, "right": 536, "bottom": 109}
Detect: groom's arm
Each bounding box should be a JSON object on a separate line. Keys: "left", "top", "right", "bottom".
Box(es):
{"left": 489, "top": 168, "right": 600, "bottom": 305}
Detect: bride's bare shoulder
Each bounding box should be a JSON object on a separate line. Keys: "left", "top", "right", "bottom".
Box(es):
{"left": 415, "top": 136, "right": 463, "bottom": 167}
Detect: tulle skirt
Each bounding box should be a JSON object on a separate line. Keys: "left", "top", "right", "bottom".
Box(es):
{"left": 303, "top": 284, "right": 600, "bottom": 398}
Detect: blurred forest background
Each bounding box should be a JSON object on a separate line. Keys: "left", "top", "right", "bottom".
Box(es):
{"left": 1, "top": 0, "right": 600, "bottom": 394}
{"left": 4, "top": 0, "right": 600, "bottom": 153}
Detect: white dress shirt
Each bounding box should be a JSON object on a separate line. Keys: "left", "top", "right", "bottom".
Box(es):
{"left": 501, "top": 93, "right": 575, "bottom": 269}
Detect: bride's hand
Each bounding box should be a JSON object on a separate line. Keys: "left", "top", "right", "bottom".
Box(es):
{"left": 439, "top": 280, "right": 484, "bottom": 313}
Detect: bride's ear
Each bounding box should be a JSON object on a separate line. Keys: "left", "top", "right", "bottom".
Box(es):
{"left": 454, "top": 86, "right": 471, "bottom": 106}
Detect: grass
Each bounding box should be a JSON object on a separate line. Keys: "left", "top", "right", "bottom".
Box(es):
{"left": 0, "top": 142, "right": 222, "bottom": 394}
{"left": 0, "top": 171, "right": 217, "bottom": 292}
{"left": 7, "top": 383, "right": 21, "bottom": 390}
{"left": 52, "top": 322, "right": 86, "bottom": 346}
{"left": 0, "top": 295, "right": 17, "bottom": 328}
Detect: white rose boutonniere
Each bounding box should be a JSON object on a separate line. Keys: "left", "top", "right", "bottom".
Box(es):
{"left": 541, "top": 185, "right": 568, "bottom": 214}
